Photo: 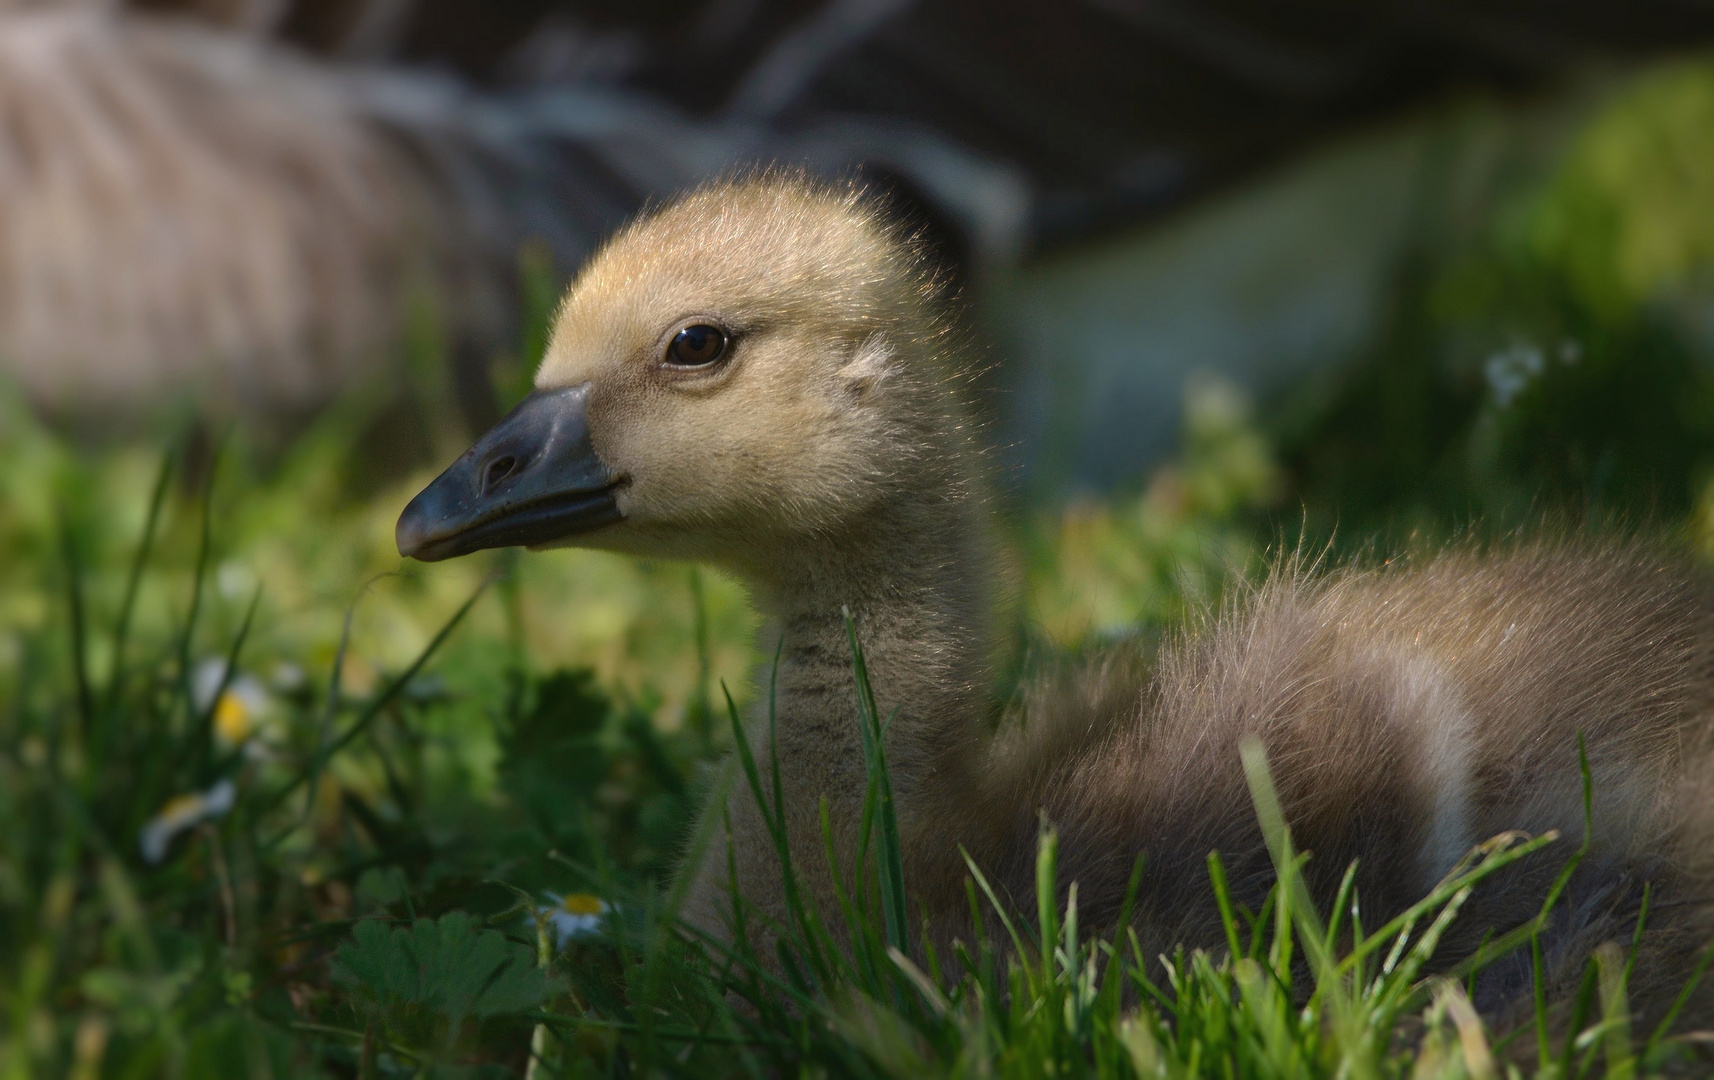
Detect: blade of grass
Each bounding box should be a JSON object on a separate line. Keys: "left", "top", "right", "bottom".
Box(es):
{"left": 722, "top": 679, "right": 830, "bottom": 983}
{"left": 1642, "top": 934, "right": 1714, "bottom": 1066}
{"left": 104, "top": 449, "right": 172, "bottom": 716}
{"left": 59, "top": 509, "right": 94, "bottom": 742}
{"left": 961, "top": 848, "right": 1036, "bottom": 995}
{"left": 1036, "top": 823, "right": 1060, "bottom": 985}
{"left": 1559, "top": 957, "right": 1601, "bottom": 1077}
{"left": 1435, "top": 979, "right": 1498, "bottom": 1080}
{"left": 1536, "top": 734, "right": 1596, "bottom": 1070}
{"left": 1341, "top": 831, "right": 1557, "bottom": 979}
{"left": 689, "top": 566, "right": 714, "bottom": 750}
{"left": 312, "top": 583, "right": 486, "bottom": 761}
{"left": 1623, "top": 881, "right": 1651, "bottom": 993}
{"left": 281, "top": 575, "right": 378, "bottom": 845}
{"left": 257, "top": 581, "right": 487, "bottom": 832}
{"left": 843, "top": 608, "right": 908, "bottom": 957}
{"left": 1238, "top": 737, "right": 1329, "bottom": 973}
{"left": 1206, "top": 852, "right": 1244, "bottom": 964}
{"left": 821, "top": 798, "right": 881, "bottom": 995}
{"left": 1595, "top": 941, "right": 1635, "bottom": 1080}
{"left": 172, "top": 438, "right": 221, "bottom": 730}
{"left": 1100, "top": 853, "right": 1147, "bottom": 1016}
{"left": 180, "top": 585, "right": 261, "bottom": 782}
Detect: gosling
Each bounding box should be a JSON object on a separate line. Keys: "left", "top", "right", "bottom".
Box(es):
{"left": 396, "top": 174, "right": 1714, "bottom": 1027}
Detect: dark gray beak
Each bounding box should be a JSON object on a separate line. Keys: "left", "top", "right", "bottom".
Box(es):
{"left": 396, "top": 383, "right": 622, "bottom": 562}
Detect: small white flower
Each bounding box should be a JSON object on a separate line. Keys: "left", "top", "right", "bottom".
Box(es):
{"left": 191, "top": 659, "right": 273, "bottom": 748}
{"left": 1485, "top": 344, "right": 1545, "bottom": 408}
{"left": 540, "top": 892, "right": 610, "bottom": 945}
{"left": 139, "top": 779, "right": 236, "bottom": 864}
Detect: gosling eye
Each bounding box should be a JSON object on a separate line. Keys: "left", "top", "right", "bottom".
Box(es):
{"left": 665, "top": 324, "right": 729, "bottom": 367}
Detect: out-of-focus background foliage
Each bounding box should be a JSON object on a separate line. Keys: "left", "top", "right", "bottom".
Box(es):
{"left": 12, "top": 1, "right": 1714, "bottom": 1075}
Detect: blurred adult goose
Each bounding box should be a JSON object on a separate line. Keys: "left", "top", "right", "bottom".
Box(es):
{"left": 397, "top": 175, "right": 1714, "bottom": 1026}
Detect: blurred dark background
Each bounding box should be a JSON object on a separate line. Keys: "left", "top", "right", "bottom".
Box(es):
{"left": 137, "top": 0, "right": 1714, "bottom": 242}
{"left": 7, "top": 0, "right": 1714, "bottom": 497}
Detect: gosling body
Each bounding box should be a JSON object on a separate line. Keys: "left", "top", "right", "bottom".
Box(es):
{"left": 397, "top": 175, "right": 1714, "bottom": 1027}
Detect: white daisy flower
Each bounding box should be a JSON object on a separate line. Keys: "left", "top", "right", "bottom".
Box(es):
{"left": 540, "top": 892, "right": 610, "bottom": 946}
{"left": 191, "top": 658, "right": 273, "bottom": 749}
{"left": 139, "top": 779, "right": 236, "bottom": 864}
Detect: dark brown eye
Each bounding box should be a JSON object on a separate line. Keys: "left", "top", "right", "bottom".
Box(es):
{"left": 666, "top": 324, "right": 728, "bottom": 367}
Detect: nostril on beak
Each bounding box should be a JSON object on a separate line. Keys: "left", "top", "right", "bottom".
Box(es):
{"left": 481, "top": 455, "right": 519, "bottom": 495}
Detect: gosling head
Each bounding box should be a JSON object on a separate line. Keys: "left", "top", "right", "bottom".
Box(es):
{"left": 395, "top": 174, "right": 969, "bottom": 575}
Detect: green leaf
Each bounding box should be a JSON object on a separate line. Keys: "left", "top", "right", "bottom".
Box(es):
{"left": 331, "top": 911, "right": 561, "bottom": 1056}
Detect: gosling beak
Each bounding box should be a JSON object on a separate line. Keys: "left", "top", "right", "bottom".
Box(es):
{"left": 396, "top": 383, "right": 622, "bottom": 562}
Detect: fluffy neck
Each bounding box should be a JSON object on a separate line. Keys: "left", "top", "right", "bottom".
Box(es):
{"left": 754, "top": 483, "right": 994, "bottom": 790}
{"left": 724, "top": 468, "right": 999, "bottom": 907}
